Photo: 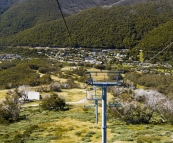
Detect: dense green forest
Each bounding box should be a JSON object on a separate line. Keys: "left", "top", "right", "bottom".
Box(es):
{"left": 0, "top": 0, "right": 63, "bottom": 38}
{"left": 0, "top": 0, "right": 173, "bottom": 50}
{"left": 0, "top": 0, "right": 142, "bottom": 39}
{"left": 136, "top": 20, "right": 173, "bottom": 51}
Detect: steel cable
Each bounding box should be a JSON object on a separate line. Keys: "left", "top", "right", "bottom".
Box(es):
{"left": 55, "top": 0, "right": 74, "bottom": 47}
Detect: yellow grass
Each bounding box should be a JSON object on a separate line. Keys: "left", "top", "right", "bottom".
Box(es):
{"left": 91, "top": 73, "right": 109, "bottom": 81}
{"left": 59, "top": 88, "right": 87, "bottom": 102}
{"left": 49, "top": 118, "right": 101, "bottom": 143}
{"left": 61, "top": 66, "right": 73, "bottom": 71}
{"left": 58, "top": 87, "right": 114, "bottom": 102}
{"left": 0, "top": 90, "right": 7, "bottom": 101}
{"left": 136, "top": 84, "right": 145, "bottom": 89}
{"left": 36, "top": 71, "right": 45, "bottom": 77}
{"left": 51, "top": 75, "right": 67, "bottom": 82}
{"left": 39, "top": 104, "right": 115, "bottom": 143}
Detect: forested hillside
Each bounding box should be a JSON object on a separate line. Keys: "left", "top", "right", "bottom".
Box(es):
{"left": 137, "top": 20, "right": 173, "bottom": 50}
{"left": 0, "top": 0, "right": 61, "bottom": 38}
{"left": 0, "top": 0, "right": 150, "bottom": 39}
{"left": 1, "top": 0, "right": 173, "bottom": 50}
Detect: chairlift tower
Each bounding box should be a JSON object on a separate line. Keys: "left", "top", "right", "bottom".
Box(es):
{"left": 85, "top": 86, "right": 101, "bottom": 124}
{"left": 85, "top": 71, "right": 123, "bottom": 143}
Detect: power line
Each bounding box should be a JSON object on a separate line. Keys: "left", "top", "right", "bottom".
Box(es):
{"left": 55, "top": 0, "right": 74, "bottom": 47}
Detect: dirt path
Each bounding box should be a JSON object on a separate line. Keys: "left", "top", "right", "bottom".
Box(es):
{"left": 66, "top": 98, "right": 88, "bottom": 105}
{"left": 22, "top": 97, "right": 88, "bottom": 107}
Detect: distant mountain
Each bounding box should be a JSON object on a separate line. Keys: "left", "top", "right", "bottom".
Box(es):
{"left": 0, "top": 0, "right": 10, "bottom": 14}
{"left": 0, "top": 0, "right": 151, "bottom": 14}
{"left": 0, "top": 0, "right": 11, "bottom": 8}
{"left": 57, "top": 0, "right": 151, "bottom": 14}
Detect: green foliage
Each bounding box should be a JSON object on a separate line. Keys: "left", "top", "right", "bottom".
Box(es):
{"left": 0, "top": 104, "right": 173, "bottom": 142}
{"left": 0, "top": 89, "right": 21, "bottom": 123}
{"left": 0, "top": 61, "right": 17, "bottom": 70}
{"left": 124, "top": 104, "right": 153, "bottom": 124}
{"left": 0, "top": 0, "right": 61, "bottom": 38}
{"left": 50, "top": 82, "right": 62, "bottom": 92}
{"left": 134, "top": 19, "right": 173, "bottom": 62}
{"left": 126, "top": 72, "right": 173, "bottom": 96}
{"left": 75, "top": 131, "right": 82, "bottom": 136}
{"left": 40, "top": 93, "right": 66, "bottom": 111}
{"left": 1, "top": 0, "right": 173, "bottom": 49}
{"left": 39, "top": 74, "right": 52, "bottom": 85}
{"left": 66, "top": 78, "right": 80, "bottom": 88}
{"left": 94, "top": 64, "right": 106, "bottom": 70}
{"left": 0, "top": 63, "right": 40, "bottom": 88}
{"left": 85, "top": 131, "right": 96, "bottom": 137}
{"left": 137, "top": 135, "right": 161, "bottom": 143}
{"left": 69, "top": 67, "right": 87, "bottom": 76}
{"left": 0, "top": 58, "right": 58, "bottom": 89}
{"left": 38, "top": 67, "right": 50, "bottom": 74}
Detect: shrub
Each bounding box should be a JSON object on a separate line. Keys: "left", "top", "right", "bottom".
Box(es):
{"left": 0, "top": 89, "right": 21, "bottom": 123}
{"left": 50, "top": 82, "right": 62, "bottom": 92}
{"left": 38, "top": 67, "right": 49, "bottom": 74}
{"left": 85, "top": 131, "right": 96, "bottom": 137}
{"left": 66, "top": 78, "right": 79, "bottom": 88}
{"left": 95, "top": 64, "right": 106, "bottom": 70}
{"left": 40, "top": 93, "right": 65, "bottom": 111}
{"left": 39, "top": 74, "right": 52, "bottom": 85}
{"left": 75, "top": 131, "right": 82, "bottom": 136}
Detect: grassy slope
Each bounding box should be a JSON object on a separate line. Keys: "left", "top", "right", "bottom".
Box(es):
{"left": 0, "top": 67, "right": 173, "bottom": 142}
{"left": 0, "top": 78, "right": 172, "bottom": 142}
{"left": 0, "top": 104, "right": 172, "bottom": 143}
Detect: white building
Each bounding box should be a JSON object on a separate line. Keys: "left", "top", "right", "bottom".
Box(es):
{"left": 26, "top": 91, "right": 40, "bottom": 101}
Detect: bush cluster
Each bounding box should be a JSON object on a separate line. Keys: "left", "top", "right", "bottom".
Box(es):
{"left": 40, "top": 93, "right": 66, "bottom": 111}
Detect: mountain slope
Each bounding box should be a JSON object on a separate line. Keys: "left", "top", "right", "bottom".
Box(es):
{"left": 137, "top": 20, "right": 173, "bottom": 50}
{"left": 58, "top": 0, "right": 151, "bottom": 14}
{"left": 0, "top": 0, "right": 61, "bottom": 38}
{"left": 0, "top": 0, "right": 152, "bottom": 38}
{"left": 2, "top": 0, "right": 173, "bottom": 49}
{"left": 0, "top": 0, "right": 151, "bottom": 14}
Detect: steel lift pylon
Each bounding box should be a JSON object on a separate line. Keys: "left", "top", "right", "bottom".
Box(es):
{"left": 85, "top": 71, "right": 123, "bottom": 143}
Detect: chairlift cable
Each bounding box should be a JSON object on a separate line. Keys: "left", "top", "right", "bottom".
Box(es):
{"left": 148, "top": 41, "right": 173, "bottom": 63}
{"left": 55, "top": 0, "right": 74, "bottom": 47}
{"left": 124, "top": 41, "right": 173, "bottom": 80}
